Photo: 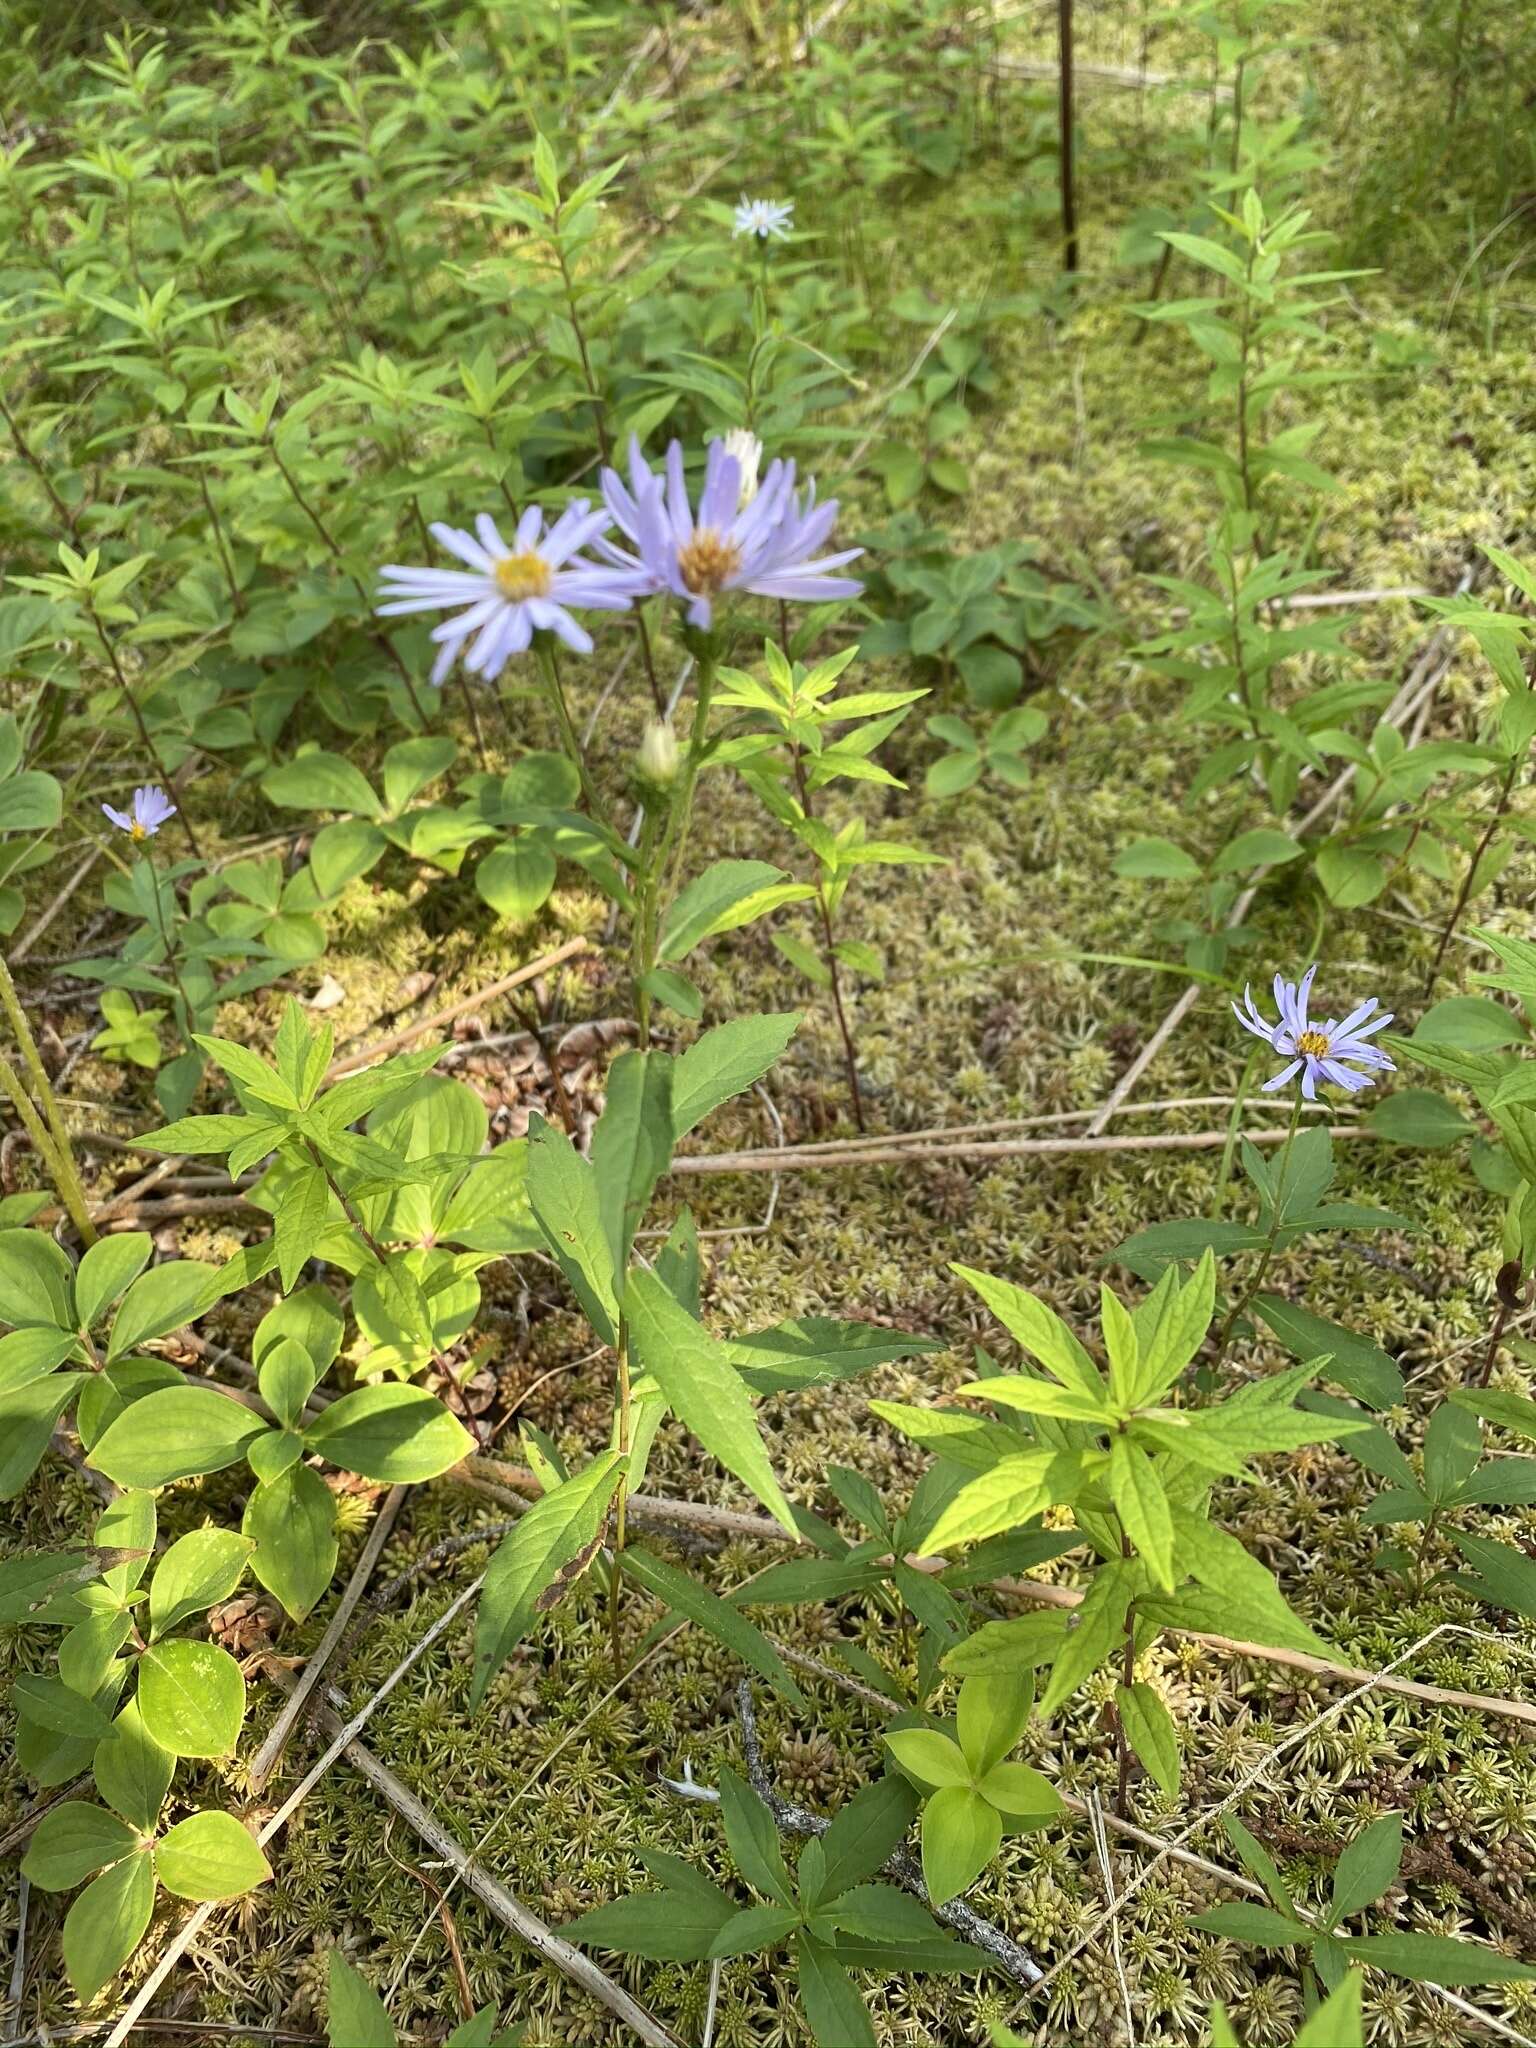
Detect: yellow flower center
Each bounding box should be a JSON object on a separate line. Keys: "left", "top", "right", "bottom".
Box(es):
{"left": 1296, "top": 1028, "right": 1330, "bottom": 1056}
{"left": 129, "top": 821, "right": 148, "bottom": 842}
{"left": 677, "top": 528, "right": 743, "bottom": 595}
{"left": 494, "top": 552, "right": 552, "bottom": 601}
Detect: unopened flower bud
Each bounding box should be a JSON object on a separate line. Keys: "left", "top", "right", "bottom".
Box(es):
{"left": 636, "top": 719, "right": 680, "bottom": 788}
{"left": 722, "top": 427, "right": 763, "bottom": 510}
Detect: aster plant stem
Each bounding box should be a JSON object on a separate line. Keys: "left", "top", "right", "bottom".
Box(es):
{"left": 609, "top": 1326, "right": 633, "bottom": 1679}
{"left": 267, "top": 440, "right": 431, "bottom": 729}
{"left": 1113, "top": 1532, "right": 1136, "bottom": 1819}
{"left": 88, "top": 614, "right": 202, "bottom": 861}
{"left": 144, "top": 857, "right": 199, "bottom": 1050}
{"left": 631, "top": 805, "right": 666, "bottom": 1045}
{"left": 1208, "top": 1086, "right": 1303, "bottom": 1372}
{"left": 0, "top": 1055, "right": 95, "bottom": 1245}
{"left": 536, "top": 636, "right": 610, "bottom": 830}
{"left": 0, "top": 955, "right": 97, "bottom": 1245}
{"left": 0, "top": 384, "right": 80, "bottom": 539}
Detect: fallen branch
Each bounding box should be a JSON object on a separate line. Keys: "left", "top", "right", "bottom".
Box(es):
{"left": 11, "top": 847, "right": 102, "bottom": 966}
{"left": 324, "top": 937, "right": 591, "bottom": 1079}
{"left": 264, "top": 1664, "right": 686, "bottom": 2048}
{"left": 458, "top": 1466, "right": 1536, "bottom": 1732}
{"left": 669, "top": 1122, "right": 1370, "bottom": 1175}
{"left": 47, "top": 1117, "right": 1377, "bottom": 1234}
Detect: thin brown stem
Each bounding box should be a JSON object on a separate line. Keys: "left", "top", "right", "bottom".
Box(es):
{"left": 89, "top": 616, "right": 202, "bottom": 859}
{"left": 791, "top": 741, "right": 866, "bottom": 1131}
{"left": 268, "top": 441, "right": 429, "bottom": 727}
{"left": 0, "top": 386, "right": 80, "bottom": 536}
{"left": 1426, "top": 753, "right": 1521, "bottom": 995}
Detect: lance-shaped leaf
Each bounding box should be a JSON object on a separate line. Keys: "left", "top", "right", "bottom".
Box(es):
{"left": 470, "top": 1451, "right": 625, "bottom": 1706}
{"left": 618, "top": 1545, "right": 803, "bottom": 1707}
{"left": 624, "top": 1268, "right": 797, "bottom": 1536}
{"left": 950, "top": 1265, "right": 1107, "bottom": 1405}
{"left": 589, "top": 1050, "right": 674, "bottom": 1270}
{"left": 523, "top": 1114, "right": 619, "bottom": 1346}
{"left": 670, "top": 1012, "right": 801, "bottom": 1138}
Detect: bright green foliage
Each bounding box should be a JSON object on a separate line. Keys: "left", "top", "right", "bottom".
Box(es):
{"left": 326, "top": 1950, "right": 522, "bottom": 2047}
{"left": 876, "top": 1253, "right": 1364, "bottom": 1785}
{"left": 924, "top": 706, "right": 1048, "bottom": 797}
{"left": 884, "top": 1672, "right": 1062, "bottom": 1904}
{"left": 1195, "top": 1812, "right": 1536, "bottom": 1997}
{"left": 715, "top": 639, "right": 938, "bottom": 1101}
{"left": 1113, "top": 1126, "right": 1408, "bottom": 1408}
{"left": 570, "top": 1770, "right": 983, "bottom": 2046}
{"left": 468, "top": 1017, "right": 940, "bottom": 1701}
{"left": 857, "top": 512, "right": 1108, "bottom": 710}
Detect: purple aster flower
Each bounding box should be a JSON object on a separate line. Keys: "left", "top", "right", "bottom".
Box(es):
{"left": 733, "top": 196, "right": 793, "bottom": 240}
{"left": 1233, "top": 964, "right": 1395, "bottom": 1099}
{"left": 376, "top": 505, "right": 641, "bottom": 682}
{"left": 102, "top": 785, "right": 177, "bottom": 842}
{"left": 597, "top": 437, "right": 863, "bottom": 631}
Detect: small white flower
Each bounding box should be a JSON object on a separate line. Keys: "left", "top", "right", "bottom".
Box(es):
{"left": 722, "top": 429, "right": 763, "bottom": 510}
{"left": 732, "top": 196, "right": 793, "bottom": 242}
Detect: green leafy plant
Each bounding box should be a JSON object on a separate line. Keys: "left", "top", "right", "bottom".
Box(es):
{"left": 13, "top": 1495, "right": 271, "bottom": 2001}
{"left": 1194, "top": 1811, "right": 1536, "bottom": 1995}
{"left": 469, "top": 1017, "right": 943, "bottom": 1696}
{"left": 859, "top": 513, "right": 1106, "bottom": 709}
{"left": 923, "top": 706, "right": 1047, "bottom": 797}
{"left": 883, "top": 1672, "right": 1062, "bottom": 1904}
{"left": 718, "top": 639, "right": 937, "bottom": 1125}
{"left": 874, "top": 1253, "right": 1366, "bottom": 1813}
{"left": 570, "top": 1769, "right": 984, "bottom": 2048}
{"left": 326, "top": 1949, "right": 521, "bottom": 2047}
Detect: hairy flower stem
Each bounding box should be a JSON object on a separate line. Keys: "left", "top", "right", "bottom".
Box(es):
{"left": 1208, "top": 1088, "right": 1303, "bottom": 1374}
{"left": 655, "top": 646, "right": 719, "bottom": 912}
{"left": 1114, "top": 1562, "right": 1136, "bottom": 1821}
{"left": 631, "top": 806, "right": 665, "bottom": 1046}
{"left": 0, "top": 956, "right": 96, "bottom": 1244}
{"left": 143, "top": 856, "right": 199, "bottom": 1046}
{"left": 0, "top": 1058, "right": 95, "bottom": 1246}
{"left": 634, "top": 604, "right": 666, "bottom": 717}
{"left": 88, "top": 614, "right": 202, "bottom": 860}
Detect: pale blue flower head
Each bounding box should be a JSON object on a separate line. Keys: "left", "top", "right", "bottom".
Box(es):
{"left": 733, "top": 196, "right": 793, "bottom": 241}
{"left": 1233, "top": 964, "right": 1395, "bottom": 1099}
{"left": 597, "top": 436, "right": 863, "bottom": 631}
{"left": 376, "top": 506, "right": 643, "bottom": 682}
{"left": 103, "top": 785, "right": 176, "bottom": 842}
